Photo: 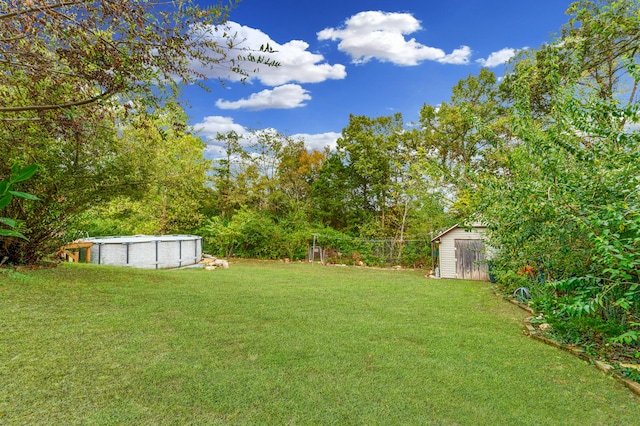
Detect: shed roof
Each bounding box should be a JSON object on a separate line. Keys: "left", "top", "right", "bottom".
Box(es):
{"left": 430, "top": 224, "right": 486, "bottom": 243}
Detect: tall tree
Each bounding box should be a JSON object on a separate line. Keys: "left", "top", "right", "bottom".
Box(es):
{"left": 209, "top": 130, "right": 250, "bottom": 219}
{"left": 562, "top": 0, "right": 640, "bottom": 102}
{"left": 313, "top": 113, "right": 418, "bottom": 236}
{"left": 418, "top": 68, "right": 509, "bottom": 217}
{"left": 209, "top": 130, "right": 325, "bottom": 220}
{"left": 277, "top": 139, "right": 324, "bottom": 210}
{"left": 1, "top": 100, "right": 144, "bottom": 262}
{"left": 501, "top": 0, "right": 640, "bottom": 117}
{"left": 71, "top": 103, "right": 210, "bottom": 236}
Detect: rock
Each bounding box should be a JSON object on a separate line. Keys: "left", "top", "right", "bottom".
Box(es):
{"left": 213, "top": 259, "right": 229, "bottom": 269}
{"left": 619, "top": 363, "right": 640, "bottom": 370}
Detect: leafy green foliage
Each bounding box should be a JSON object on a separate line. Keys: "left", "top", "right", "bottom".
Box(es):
{"left": 200, "top": 208, "right": 310, "bottom": 260}
{"left": 0, "top": 163, "right": 39, "bottom": 240}
{"left": 203, "top": 123, "right": 451, "bottom": 265}
{"left": 70, "top": 103, "right": 212, "bottom": 237}
{"left": 209, "top": 130, "right": 326, "bottom": 221}
{"left": 470, "top": 0, "right": 640, "bottom": 354}
{"left": 316, "top": 113, "right": 408, "bottom": 235}
{"left": 312, "top": 113, "right": 451, "bottom": 240}
{"left": 610, "top": 328, "right": 640, "bottom": 345}
{"left": 0, "top": 0, "right": 277, "bottom": 114}
{"left": 418, "top": 68, "right": 511, "bottom": 218}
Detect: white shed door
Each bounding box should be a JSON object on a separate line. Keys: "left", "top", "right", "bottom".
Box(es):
{"left": 455, "top": 239, "right": 488, "bottom": 281}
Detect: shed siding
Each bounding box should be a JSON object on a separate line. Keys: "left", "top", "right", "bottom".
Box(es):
{"left": 438, "top": 227, "right": 487, "bottom": 279}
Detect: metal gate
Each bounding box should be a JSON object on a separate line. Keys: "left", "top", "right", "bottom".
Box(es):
{"left": 455, "top": 239, "right": 488, "bottom": 281}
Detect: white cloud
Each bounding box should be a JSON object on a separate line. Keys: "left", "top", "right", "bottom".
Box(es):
{"left": 476, "top": 48, "right": 519, "bottom": 68}
{"left": 215, "top": 84, "right": 311, "bottom": 111}
{"left": 191, "top": 116, "right": 340, "bottom": 157}
{"left": 291, "top": 132, "right": 341, "bottom": 152}
{"left": 191, "top": 116, "right": 248, "bottom": 158}
{"left": 192, "top": 115, "right": 247, "bottom": 139}
{"left": 317, "top": 11, "right": 471, "bottom": 66}
{"left": 189, "top": 22, "right": 346, "bottom": 86}
{"left": 439, "top": 46, "right": 472, "bottom": 65}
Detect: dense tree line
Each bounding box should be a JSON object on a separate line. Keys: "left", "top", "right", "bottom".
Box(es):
{"left": 196, "top": 124, "right": 451, "bottom": 265}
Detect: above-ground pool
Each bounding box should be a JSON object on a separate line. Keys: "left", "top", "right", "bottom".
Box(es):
{"left": 84, "top": 235, "right": 202, "bottom": 269}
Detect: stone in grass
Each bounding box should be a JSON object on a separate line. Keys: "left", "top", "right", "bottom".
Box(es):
{"left": 200, "top": 255, "right": 230, "bottom": 270}
{"left": 213, "top": 259, "right": 229, "bottom": 268}
{"left": 619, "top": 363, "right": 640, "bottom": 371}
{"left": 595, "top": 360, "right": 612, "bottom": 372}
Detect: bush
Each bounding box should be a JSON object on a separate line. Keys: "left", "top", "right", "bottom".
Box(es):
{"left": 200, "top": 208, "right": 312, "bottom": 260}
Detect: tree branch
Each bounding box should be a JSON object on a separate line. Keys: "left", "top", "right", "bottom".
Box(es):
{"left": 0, "top": 33, "right": 27, "bottom": 43}
{"left": 0, "top": 90, "right": 113, "bottom": 113}
{"left": 0, "top": 1, "right": 89, "bottom": 21}
{"left": 0, "top": 58, "right": 81, "bottom": 78}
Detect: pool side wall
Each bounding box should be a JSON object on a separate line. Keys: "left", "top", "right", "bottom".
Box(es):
{"left": 87, "top": 235, "right": 202, "bottom": 269}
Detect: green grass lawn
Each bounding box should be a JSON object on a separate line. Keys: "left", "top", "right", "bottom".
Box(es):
{"left": 1, "top": 261, "right": 638, "bottom": 425}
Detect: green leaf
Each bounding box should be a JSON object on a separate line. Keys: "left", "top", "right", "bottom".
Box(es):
{"left": 11, "top": 164, "right": 38, "bottom": 183}
{"left": 0, "top": 179, "right": 8, "bottom": 196}
{"left": 610, "top": 330, "right": 639, "bottom": 345}
{"left": 8, "top": 191, "right": 39, "bottom": 201}
{"left": 0, "top": 217, "right": 17, "bottom": 228}
{"left": 0, "top": 194, "right": 12, "bottom": 210}
{"left": 0, "top": 228, "right": 27, "bottom": 239}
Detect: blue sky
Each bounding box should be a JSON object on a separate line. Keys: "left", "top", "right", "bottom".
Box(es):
{"left": 186, "top": 0, "right": 575, "bottom": 157}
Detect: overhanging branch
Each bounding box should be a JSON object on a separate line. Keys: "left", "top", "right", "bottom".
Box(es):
{"left": 0, "top": 1, "right": 88, "bottom": 21}
{"left": 0, "top": 90, "right": 113, "bottom": 113}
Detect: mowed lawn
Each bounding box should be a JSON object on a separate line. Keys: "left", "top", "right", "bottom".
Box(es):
{"left": 1, "top": 262, "right": 638, "bottom": 425}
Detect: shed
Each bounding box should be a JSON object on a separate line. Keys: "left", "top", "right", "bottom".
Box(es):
{"left": 431, "top": 224, "right": 490, "bottom": 281}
